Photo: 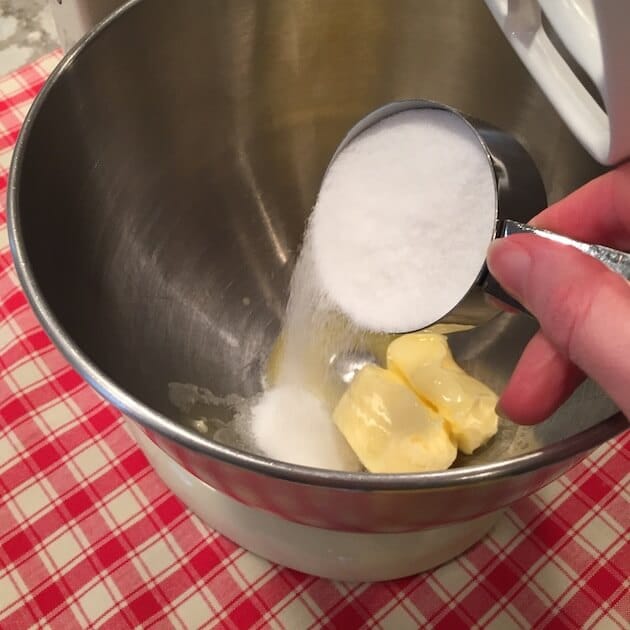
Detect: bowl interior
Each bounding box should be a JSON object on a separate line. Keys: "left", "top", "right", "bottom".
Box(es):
{"left": 15, "top": 0, "right": 615, "bottom": 467}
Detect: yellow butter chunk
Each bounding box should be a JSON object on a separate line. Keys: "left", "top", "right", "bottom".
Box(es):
{"left": 387, "top": 333, "right": 499, "bottom": 454}
{"left": 333, "top": 364, "right": 457, "bottom": 473}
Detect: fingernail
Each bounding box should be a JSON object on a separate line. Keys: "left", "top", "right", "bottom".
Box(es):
{"left": 486, "top": 238, "right": 532, "bottom": 301}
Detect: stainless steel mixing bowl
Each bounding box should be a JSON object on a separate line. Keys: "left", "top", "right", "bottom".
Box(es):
{"left": 8, "top": 0, "right": 626, "bottom": 533}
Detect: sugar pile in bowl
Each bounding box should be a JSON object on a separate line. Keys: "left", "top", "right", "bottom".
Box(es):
{"left": 245, "top": 108, "right": 498, "bottom": 471}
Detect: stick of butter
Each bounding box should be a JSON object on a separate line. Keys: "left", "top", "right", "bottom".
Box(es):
{"left": 333, "top": 364, "right": 457, "bottom": 473}
{"left": 387, "top": 333, "right": 498, "bottom": 454}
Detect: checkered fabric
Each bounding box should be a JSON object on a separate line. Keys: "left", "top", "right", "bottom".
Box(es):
{"left": 0, "top": 51, "right": 628, "bottom": 630}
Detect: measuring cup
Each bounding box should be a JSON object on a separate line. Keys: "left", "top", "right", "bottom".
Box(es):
{"left": 328, "top": 99, "right": 630, "bottom": 332}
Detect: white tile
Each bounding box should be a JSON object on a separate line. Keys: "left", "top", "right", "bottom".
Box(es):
{"left": 432, "top": 561, "right": 472, "bottom": 597}
{"left": 6, "top": 268, "right": 19, "bottom": 287}
{"left": 0, "top": 228, "right": 9, "bottom": 252}
{"left": 0, "top": 574, "right": 24, "bottom": 608}
{"left": 73, "top": 446, "right": 107, "bottom": 478}
{"left": 13, "top": 482, "right": 50, "bottom": 518}
{"left": 606, "top": 610, "right": 630, "bottom": 629}
{"left": 138, "top": 540, "right": 176, "bottom": 578}
{"left": 580, "top": 515, "right": 621, "bottom": 553}
{"left": 9, "top": 361, "right": 43, "bottom": 390}
{"left": 534, "top": 479, "right": 566, "bottom": 506}
{"left": 589, "top": 616, "right": 623, "bottom": 630}
{"left": 68, "top": 603, "right": 89, "bottom": 629}
{"left": 232, "top": 552, "right": 272, "bottom": 585}
{"left": 170, "top": 593, "right": 212, "bottom": 630}
{"left": 583, "top": 601, "right": 630, "bottom": 630}
{"left": 78, "top": 583, "right": 115, "bottom": 623}
{"left": 0, "top": 435, "right": 18, "bottom": 469}
{"left": 165, "top": 614, "right": 186, "bottom": 630}
{"left": 380, "top": 605, "right": 422, "bottom": 630}
{"left": 276, "top": 598, "right": 315, "bottom": 628}
{"left": 15, "top": 102, "right": 31, "bottom": 120}
{"left": 41, "top": 53, "right": 61, "bottom": 74}
{"left": 47, "top": 532, "right": 83, "bottom": 570}
{"left": 485, "top": 611, "right": 522, "bottom": 629}
{"left": 490, "top": 515, "right": 521, "bottom": 549}
{"left": 106, "top": 491, "right": 142, "bottom": 526}
{"left": 1, "top": 76, "right": 21, "bottom": 94}
{"left": 0, "top": 321, "right": 15, "bottom": 351}
{"left": 533, "top": 560, "right": 573, "bottom": 602}
{"left": 0, "top": 148, "right": 13, "bottom": 173}
{"left": 504, "top": 603, "right": 530, "bottom": 629}
{"left": 39, "top": 400, "right": 77, "bottom": 431}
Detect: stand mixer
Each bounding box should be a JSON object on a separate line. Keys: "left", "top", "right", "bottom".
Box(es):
{"left": 51, "top": 0, "right": 630, "bottom": 167}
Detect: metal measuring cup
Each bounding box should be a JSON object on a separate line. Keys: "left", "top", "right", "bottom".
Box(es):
{"left": 330, "top": 99, "right": 630, "bottom": 330}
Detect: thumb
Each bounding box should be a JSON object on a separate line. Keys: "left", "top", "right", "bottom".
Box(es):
{"left": 487, "top": 233, "right": 630, "bottom": 417}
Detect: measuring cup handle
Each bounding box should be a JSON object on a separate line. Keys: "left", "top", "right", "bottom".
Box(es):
{"left": 481, "top": 219, "right": 630, "bottom": 315}
{"left": 500, "top": 220, "right": 630, "bottom": 281}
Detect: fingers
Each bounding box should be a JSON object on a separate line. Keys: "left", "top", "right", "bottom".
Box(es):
{"left": 487, "top": 233, "right": 630, "bottom": 419}
{"left": 531, "top": 162, "right": 630, "bottom": 249}
{"left": 498, "top": 331, "right": 584, "bottom": 425}
{"left": 490, "top": 164, "right": 630, "bottom": 424}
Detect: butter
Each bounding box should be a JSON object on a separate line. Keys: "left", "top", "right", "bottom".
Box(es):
{"left": 387, "top": 333, "right": 498, "bottom": 454}
{"left": 333, "top": 364, "right": 457, "bottom": 473}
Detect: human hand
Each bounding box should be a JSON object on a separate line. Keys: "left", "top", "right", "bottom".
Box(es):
{"left": 486, "top": 162, "right": 630, "bottom": 424}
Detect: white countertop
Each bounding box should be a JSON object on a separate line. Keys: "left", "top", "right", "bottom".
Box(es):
{"left": 0, "top": 0, "right": 59, "bottom": 74}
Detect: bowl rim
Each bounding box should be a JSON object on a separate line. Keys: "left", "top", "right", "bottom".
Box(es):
{"left": 6, "top": 0, "right": 626, "bottom": 492}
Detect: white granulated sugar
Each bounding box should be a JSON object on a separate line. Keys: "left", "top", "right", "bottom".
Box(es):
{"left": 250, "top": 385, "right": 361, "bottom": 471}
{"left": 245, "top": 237, "right": 366, "bottom": 470}
{"left": 311, "top": 108, "right": 497, "bottom": 332}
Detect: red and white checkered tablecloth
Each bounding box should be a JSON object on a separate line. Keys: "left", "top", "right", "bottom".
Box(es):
{"left": 0, "top": 51, "right": 628, "bottom": 630}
